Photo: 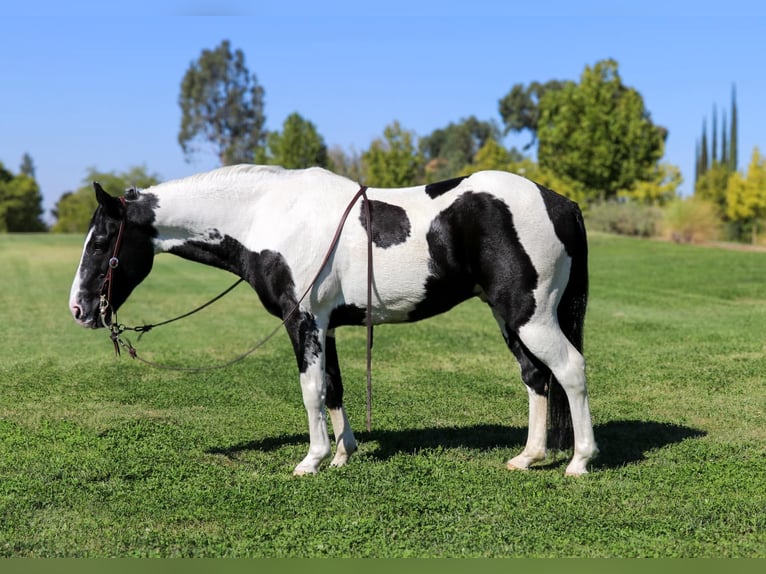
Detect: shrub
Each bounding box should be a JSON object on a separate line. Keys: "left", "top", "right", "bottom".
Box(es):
{"left": 584, "top": 201, "right": 662, "bottom": 237}
{"left": 660, "top": 197, "right": 722, "bottom": 243}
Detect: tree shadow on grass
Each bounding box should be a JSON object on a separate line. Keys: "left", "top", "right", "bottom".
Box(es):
{"left": 207, "top": 420, "right": 706, "bottom": 471}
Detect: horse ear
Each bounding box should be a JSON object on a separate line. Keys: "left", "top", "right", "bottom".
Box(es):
{"left": 93, "top": 182, "right": 124, "bottom": 219}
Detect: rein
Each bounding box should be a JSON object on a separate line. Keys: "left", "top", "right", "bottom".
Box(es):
{"left": 99, "top": 185, "right": 376, "bottom": 431}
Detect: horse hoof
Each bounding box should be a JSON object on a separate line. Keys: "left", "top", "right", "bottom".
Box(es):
{"left": 292, "top": 466, "right": 319, "bottom": 476}
{"left": 330, "top": 455, "right": 349, "bottom": 468}
{"left": 506, "top": 461, "right": 529, "bottom": 471}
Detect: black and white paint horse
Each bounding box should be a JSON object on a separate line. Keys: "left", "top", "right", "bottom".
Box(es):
{"left": 69, "top": 166, "right": 598, "bottom": 475}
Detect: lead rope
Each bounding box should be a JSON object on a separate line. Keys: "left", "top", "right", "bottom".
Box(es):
{"left": 106, "top": 185, "right": 375, "bottom": 429}
{"left": 363, "top": 193, "right": 373, "bottom": 432}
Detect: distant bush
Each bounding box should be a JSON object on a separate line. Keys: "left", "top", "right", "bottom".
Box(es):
{"left": 584, "top": 201, "right": 662, "bottom": 237}
{"left": 660, "top": 198, "right": 722, "bottom": 244}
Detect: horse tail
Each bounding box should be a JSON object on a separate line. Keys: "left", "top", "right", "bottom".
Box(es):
{"left": 548, "top": 202, "right": 589, "bottom": 451}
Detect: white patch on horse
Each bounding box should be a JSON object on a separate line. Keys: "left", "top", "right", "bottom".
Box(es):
{"left": 69, "top": 227, "right": 94, "bottom": 325}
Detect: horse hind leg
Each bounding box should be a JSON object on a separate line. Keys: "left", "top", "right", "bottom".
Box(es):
{"left": 324, "top": 329, "right": 358, "bottom": 467}
{"left": 517, "top": 320, "right": 598, "bottom": 476}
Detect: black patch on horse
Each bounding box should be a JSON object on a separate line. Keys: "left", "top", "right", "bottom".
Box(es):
{"left": 535, "top": 183, "right": 582, "bottom": 257}
{"left": 329, "top": 304, "right": 366, "bottom": 328}
{"left": 424, "top": 176, "right": 468, "bottom": 199}
{"left": 168, "top": 237, "right": 322, "bottom": 373}
{"left": 409, "top": 192, "right": 537, "bottom": 327}
{"left": 127, "top": 192, "right": 159, "bottom": 226}
{"left": 359, "top": 199, "right": 411, "bottom": 248}
{"left": 206, "top": 228, "right": 222, "bottom": 241}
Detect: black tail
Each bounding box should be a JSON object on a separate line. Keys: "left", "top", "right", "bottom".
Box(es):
{"left": 548, "top": 204, "right": 589, "bottom": 450}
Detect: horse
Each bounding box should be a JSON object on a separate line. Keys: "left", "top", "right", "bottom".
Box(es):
{"left": 69, "top": 165, "right": 598, "bottom": 476}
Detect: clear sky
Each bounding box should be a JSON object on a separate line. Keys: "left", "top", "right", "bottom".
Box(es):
{"left": 2, "top": 1, "right": 764, "bottom": 223}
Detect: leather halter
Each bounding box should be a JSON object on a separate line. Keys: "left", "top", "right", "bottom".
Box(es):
{"left": 99, "top": 196, "right": 127, "bottom": 332}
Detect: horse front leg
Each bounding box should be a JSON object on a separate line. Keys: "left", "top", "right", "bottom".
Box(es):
{"left": 287, "top": 313, "right": 332, "bottom": 476}
{"left": 324, "top": 329, "right": 358, "bottom": 467}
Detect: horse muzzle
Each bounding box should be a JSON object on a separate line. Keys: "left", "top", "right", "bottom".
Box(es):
{"left": 69, "top": 300, "right": 108, "bottom": 329}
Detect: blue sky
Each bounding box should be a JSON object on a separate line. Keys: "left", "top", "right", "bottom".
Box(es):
{"left": 2, "top": 1, "right": 764, "bottom": 223}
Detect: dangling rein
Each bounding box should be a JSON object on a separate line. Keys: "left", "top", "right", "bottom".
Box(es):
{"left": 100, "top": 185, "right": 376, "bottom": 431}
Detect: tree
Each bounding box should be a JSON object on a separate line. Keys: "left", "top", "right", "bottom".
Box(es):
{"left": 259, "top": 112, "right": 329, "bottom": 169}
{"left": 328, "top": 145, "right": 364, "bottom": 182}
{"left": 695, "top": 85, "right": 738, "bottom": 184}
{"left": 19, "top": 153, "right": 35, "bottom": 178}
{"left": 711, "top": 104, "right": 718, "bottom": 164}
{"left": 498, "top": 80, "right": 571, "bottom": 149}
{"left": 726, "top": 147, "right": 766, "bottom": 244}
{"left": 698, "top": 119, "right": 709, "bottom": 181}
{"left": 178, "top": 40, "right": 266, "bottom": 165}
{"left": 695, "top": 161, "right": 730, "bottom": 213}
{"left": 618, "top": 163, "right": 682, "bottom": 206}
{"left": 536, "top": 59, "right": 666, "bottom": 202}
{"left": 362, "top": 121, "right": 421, "bottom": 188}
{"left": 51, "top": 166, "right": 160, "bottom": 233}
{"left": 729, "top": 85, "right": 738, "bottom": 172}
{"left": 419, "top": 116, "right": 500, "bottom": 181}
{"left": 461, "top": 138, "right": 514, "bottom": 173}
{"left": 0, "top": 163, "right": 46, "bottom": 232}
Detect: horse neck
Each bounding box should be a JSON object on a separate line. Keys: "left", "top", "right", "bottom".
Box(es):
{"left": 148, "top": 178, "right": 257, "bottom": 254}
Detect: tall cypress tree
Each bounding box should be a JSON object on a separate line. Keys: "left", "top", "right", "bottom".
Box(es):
{"left": 711, "top": 105, "right": 718, "bottom": 164}
{"left": 694, "top": 140, "right": 700, "bottom": 183}
{"left": 730, "top": 84, "right": 738, "bottom": 172}
{"left": 721, "top": 111, "right": 728, "bottom": 167}
{"left": 700, "top": 119, "right": 709, "bottom": 176}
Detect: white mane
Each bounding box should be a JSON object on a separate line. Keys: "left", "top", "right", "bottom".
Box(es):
{"left": 156, "top": 164, "right": 353, "bottom": 196}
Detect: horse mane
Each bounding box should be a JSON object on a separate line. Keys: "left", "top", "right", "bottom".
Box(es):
{"left": 155, "top": 164, "right": 351, "bottom": 196}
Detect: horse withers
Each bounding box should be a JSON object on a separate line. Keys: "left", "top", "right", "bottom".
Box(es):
{"left": 69, "top": 165, "right": 598, "bottom": 476}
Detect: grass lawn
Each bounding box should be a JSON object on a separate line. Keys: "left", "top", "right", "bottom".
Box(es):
{"left": 0, "top": 232, "right": 764, "bottom": 557}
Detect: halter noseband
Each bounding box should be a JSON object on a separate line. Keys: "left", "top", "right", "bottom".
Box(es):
{"left": 99, "top": 196, "right": 128, "bottom": 333}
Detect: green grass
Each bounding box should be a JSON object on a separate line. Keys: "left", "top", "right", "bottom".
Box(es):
{"left": 0, "top": 233, "right": 764, "bottom": 557}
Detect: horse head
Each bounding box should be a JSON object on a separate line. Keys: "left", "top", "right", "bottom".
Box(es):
{"left": 69, "top": 182, "right": 157, "bottom": 328}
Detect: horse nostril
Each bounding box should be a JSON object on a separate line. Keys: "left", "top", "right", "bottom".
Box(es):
{"left": 72, "top": 304, "right": 83, "bottom": 320}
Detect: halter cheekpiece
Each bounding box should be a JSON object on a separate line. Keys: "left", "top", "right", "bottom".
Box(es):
{"left": 98, "top": 195, "right": 128, "bottom": 352}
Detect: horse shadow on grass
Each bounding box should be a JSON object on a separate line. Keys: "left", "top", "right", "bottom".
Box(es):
{"left": 207, "top": 420, "right": 706, "bottom": 471}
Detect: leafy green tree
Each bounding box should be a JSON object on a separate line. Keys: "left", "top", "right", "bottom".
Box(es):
{"left": 498, "top": 80, "right": 571, "bottom": 149}
{"left": 537, "top": 59, "right": 667, "bottom": 202}
{"left": 178, "top": 40, "right": 266, "bottom": 165}
{"left": 0, "top": 163, "right": 46, "bottom": 232}
{"left": 362, "top": 121, "right": 421, "bottom": 187}
{"left": 460, "top": 138, "right": 514, "bottom": 173}
{"left": 419, "top": 116, "right": 499, "bottom": 181}
{"left": 259, "top": 112, "right": 328, "bottom": 169}
{"left": 619, "top": 163, "right": 682, "bottom": 206}
{"left": 726, "top": 147, "right": 766, "bottom": 243}
{"left": 51, "top": 166, "right": 160, "bottom": 233}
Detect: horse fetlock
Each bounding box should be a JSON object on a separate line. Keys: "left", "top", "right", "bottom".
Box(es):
{"left": 506, "top": 449, "right": 546, "bottom": 471}
{"left": 293, "top": 453, "right": 329, "bottom": 476}
{"left": 329, "top": 438, "right": 358, "bottom": 468}
{"left": 564, "top": 445, "right": 599, "bottom": 476}
{"left": 330, "top": 451, "right": 351, "bottom": 468}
